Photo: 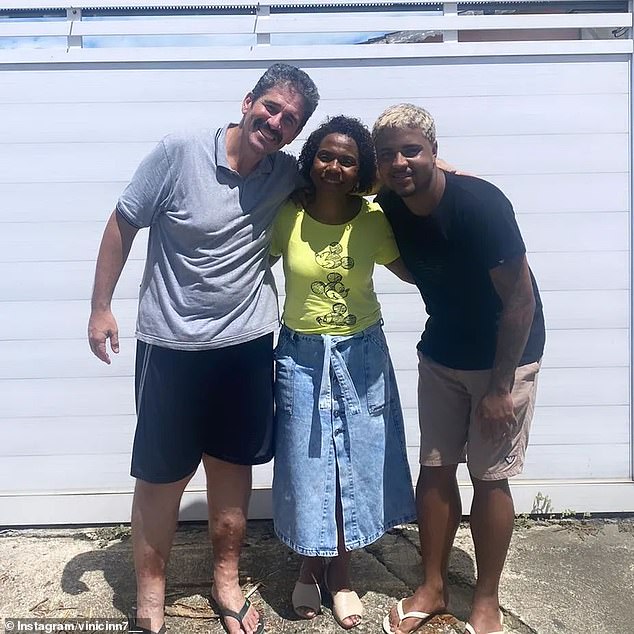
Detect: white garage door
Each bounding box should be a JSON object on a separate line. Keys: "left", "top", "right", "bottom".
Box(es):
{"left": 0, "top": 1, "right": 632, "bottom": 524}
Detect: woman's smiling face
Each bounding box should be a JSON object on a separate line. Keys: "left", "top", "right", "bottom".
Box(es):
{"left": 310, "top": 133, "right": 360, "bottom": 194}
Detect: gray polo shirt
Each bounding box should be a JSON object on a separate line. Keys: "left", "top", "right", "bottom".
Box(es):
{"left": 117, "top": 125, "right": 299, "bottom": 350}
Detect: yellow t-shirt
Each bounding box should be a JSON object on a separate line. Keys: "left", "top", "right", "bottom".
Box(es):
{"left": 270, "top": 198, "right": 400, "bottom": 335}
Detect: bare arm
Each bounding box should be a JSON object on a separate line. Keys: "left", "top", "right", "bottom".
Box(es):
{"left": 88, "top": 210, "right": 139, "bottom": 364}
{"left": 436, "top": 158, "right": 456, "bottom": 173}
{"left": 436, "top": 158, "right": 474, "bottom": 177}
{"left": 384, "top": 257, "right": 416, "bottom": 284}
{"left": 475, "top": 254, "right": 536, "bottom": 440}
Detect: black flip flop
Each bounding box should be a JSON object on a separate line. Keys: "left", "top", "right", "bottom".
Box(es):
{"left": 210, "top": 595, "right": 265, "bottom": 634}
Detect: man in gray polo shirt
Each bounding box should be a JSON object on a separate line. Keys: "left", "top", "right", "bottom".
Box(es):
{"left": 88, "top": 64, "right": 319, "bottom": 634}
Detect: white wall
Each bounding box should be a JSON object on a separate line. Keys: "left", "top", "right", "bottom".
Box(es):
{"left": 0, "top": 55, "right": 632, "bottom": 524}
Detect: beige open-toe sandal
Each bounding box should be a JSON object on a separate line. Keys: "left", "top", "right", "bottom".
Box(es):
{"left": 324, "top": 563, "right": 364, "bottom": 629}
{"left": 292, "top": 573, "right": 322, "bottom": 619}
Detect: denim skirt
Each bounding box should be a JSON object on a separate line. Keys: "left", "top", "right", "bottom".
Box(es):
{"left": 272, "top": 321, "right": 416, "bottom": 557}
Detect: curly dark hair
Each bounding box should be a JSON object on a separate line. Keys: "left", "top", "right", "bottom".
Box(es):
{"left": 298, "top": 115, "right": 377, "bottom": 194}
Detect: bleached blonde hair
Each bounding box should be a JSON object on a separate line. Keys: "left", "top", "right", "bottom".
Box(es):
{"left": 372, "top": 103, "right": 436, "bottom": 145}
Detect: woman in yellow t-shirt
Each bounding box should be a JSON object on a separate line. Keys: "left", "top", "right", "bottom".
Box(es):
{"left": 270, "top": 116, "right": 416, "bottom": 630}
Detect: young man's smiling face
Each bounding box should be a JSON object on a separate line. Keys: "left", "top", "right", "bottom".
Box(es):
{"left": 240, "top": 84, "right": 306, "bottom": 157}
{"left": 375, "top": 127, "right": 437, "bottom": 198}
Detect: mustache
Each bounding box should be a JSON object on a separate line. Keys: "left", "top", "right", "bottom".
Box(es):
{"left": 255, "top": 121, "right": 282, "bottom": 143}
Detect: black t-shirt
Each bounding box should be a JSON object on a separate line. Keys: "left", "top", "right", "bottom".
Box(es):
{"left": 377, "top": 171, "right": 545, "bottom": 370}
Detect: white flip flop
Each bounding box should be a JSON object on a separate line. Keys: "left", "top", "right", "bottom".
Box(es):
{"left": 464, "top": 610, "right": 504, "bottom": 634}
{"left": 382, "top": 598, "right": 433, "bottom": 634}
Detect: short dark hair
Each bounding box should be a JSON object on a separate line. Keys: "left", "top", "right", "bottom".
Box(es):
{"left": 298, "top": 115, "right": 377, "bottom": 194}
{"left": 250, "top": 63, "right": 320, "bottom": 128}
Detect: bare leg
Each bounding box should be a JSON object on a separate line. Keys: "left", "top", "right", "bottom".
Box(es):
{"left": 132, "top": 474, "right": 193, "bottom": 633}
{"left": 466, "top": 477, "right": 513, "bottom": 633}
{"left": 326, "top": 469, "right": 361, "bottom": 629}
{"left": 295, "top": 555, "right": 325, "bottom": 619}
{"left": 298, "top": 555, "right": 325, "bottom": 584}
{"left": 388, "top": 465, "right": 460, "bottom": 634}
{"left": 203, "top": 454, "right": 260, "bottom": 634}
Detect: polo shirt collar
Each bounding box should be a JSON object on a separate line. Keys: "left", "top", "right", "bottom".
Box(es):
{"left": 215, "top": 124, "right": 274, "bottom": 177}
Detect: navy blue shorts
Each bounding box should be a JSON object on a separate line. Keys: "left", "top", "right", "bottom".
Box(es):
{"left": 131, "top": 334, "right": 274, "bottom": 483}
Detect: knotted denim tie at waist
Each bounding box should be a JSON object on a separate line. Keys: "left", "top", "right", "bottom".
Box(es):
{"left": 317, "top": 329, "right": 383, "bottom": 417}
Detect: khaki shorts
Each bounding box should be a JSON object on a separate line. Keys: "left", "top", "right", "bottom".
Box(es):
{"left": 417, "top": 352, "right": 541, "bottom": 480}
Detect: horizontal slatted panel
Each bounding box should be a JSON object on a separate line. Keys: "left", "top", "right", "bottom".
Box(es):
{"left": 26, "top": 11, "right": 625, "bottom": 40}
{"left": 0, "top": 56, "right": 630, "bottom": 520}
{"left": 3, "top": 404, "right": 629, "bottom": 459}
{"left": 406, "top": 445, "right": 630, "bottom": 480}
{"left": 3, "top": 249, "right": 621, "bottom": 300}
{"left": 0, "top": 62, "right": 628, "bottom": 104}
{"left": 0, "top": 367, "right": 627, "bottom": 419}
{"left": 0, "top": 328, "right": 626, "bottom": 380}
{"left": 74, "top": 15, "right": 257, "bottom": 36}
{"left": 1, "top": 433, "right": 629, "bottom": 495}
{"left": 0, "top": 134, "right": 627, "bottom": 183}
{"left": 1, "top": 172, "right": 629, "bottom": 223}
{"left": 488, "top": 173, "right": 630, "bottom": 213}
{"left": 1, "top": 212, "right": 626, "bottom": 263}
{"left": 0, "top": 94, "right": 629, "bottom": 144}
{"left": 2, "top": 403, "right": 629, "bottom": 460}
{"left": 0, "top": 456, "right": 273, "bottom": 495}
{"left": 401, "top": 406, "right": 631, "bottom": 447}
{"left": 2, "top": 481, "right": 634, "bottom": 526}
{"left": 2, "top": 445, "right": 632, "bottom": 494}
{"left": 256, "top": 12, "right": 633, "bottom": 33}
{"left": 0, "top": 288, "right": 627, "bottom": 344}
{"left": 517, "top": 213, "right": 628, "bottom": 253}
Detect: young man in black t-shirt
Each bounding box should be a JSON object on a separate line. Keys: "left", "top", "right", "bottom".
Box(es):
{"left": 373, "top": 104, "right": 545, "bottom": 634}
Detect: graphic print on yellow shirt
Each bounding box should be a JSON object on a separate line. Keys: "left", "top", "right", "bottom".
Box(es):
{"left": 312, "top": 245, "right": 355, "bottom": 326}
{"left": 270, "top": 198, "right": 400, "bottom": 335}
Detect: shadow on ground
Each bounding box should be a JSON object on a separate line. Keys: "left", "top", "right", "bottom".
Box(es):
{"left": 59, "top": 513, "right": 474, "bottom": 633}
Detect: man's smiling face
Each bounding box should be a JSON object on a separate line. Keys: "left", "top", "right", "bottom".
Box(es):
{"left": 240, "top": 84, "right": 306, "bottom": 157}
{"left": 375, "top": 127, "right": 437, "bottom": 198}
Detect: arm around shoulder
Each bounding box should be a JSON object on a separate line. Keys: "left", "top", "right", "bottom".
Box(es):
{"left": 384, "top": 257, "right": 415, "bottom": 284}
{"left": 88, "top": 209, "right": 139, "bottom": 364}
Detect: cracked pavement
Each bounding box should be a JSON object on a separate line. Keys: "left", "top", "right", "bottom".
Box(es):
{"left": 1, "top": 518, "right": 633, "bottom": 633}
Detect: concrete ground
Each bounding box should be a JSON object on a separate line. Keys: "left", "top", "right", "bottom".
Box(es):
{"left": 1, "top": 517, "right": 633, "bottom": 633}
